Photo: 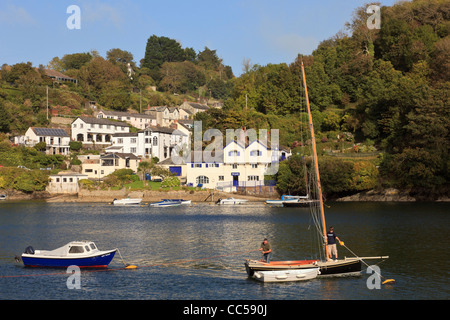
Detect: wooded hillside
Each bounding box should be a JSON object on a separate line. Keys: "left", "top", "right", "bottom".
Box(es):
{"left": 0, "top": 0, "right": 448, "bottom": 199}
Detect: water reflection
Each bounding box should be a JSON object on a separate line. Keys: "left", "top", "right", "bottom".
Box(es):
{"left": 0, "top": 201, "right": 448, "bottom": 299}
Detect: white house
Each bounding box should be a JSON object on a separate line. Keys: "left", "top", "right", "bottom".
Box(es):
{"left": 110, "top": 126, "right": 189, "bottom": 162}
{"left": 47, "top": 172, "right": 88, "bottom": 194}
{"left": 71, "top": 117, "right": 130, "bottom": 145}
{"left": 14, "top": 127, "right": 71, "bottom": 155}
{"left": 97, "top": 110, "right": 157, "bottom": 130}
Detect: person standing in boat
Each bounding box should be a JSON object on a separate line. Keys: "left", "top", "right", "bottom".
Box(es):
{"left": 326, "top": 226, "right": 341, "bottom": 261}
{"left": 259, "top": 238, "right": 272, "bottom": 263}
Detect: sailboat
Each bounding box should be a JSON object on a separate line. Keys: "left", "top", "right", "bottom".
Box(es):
{"left": 245, "top": 61, "right": 388, "bottom": 280}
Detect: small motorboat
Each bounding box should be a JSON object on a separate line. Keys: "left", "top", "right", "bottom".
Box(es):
{"left": 20, "top": 241, "right": 116, "bottom": 268}
{"left": 112, "top": 198, "right": 142, "bottom": 206}
{"left": 266, "top": 195, "right": 305, "bottom": 206}
{"left": 0, "top": 194, "right": 6, "bottom": 200}
{"left": 149, "top": 199, "right": 182, "bottom": 207}
{"left": 162, "top": 199, "right": 191, "bottom": 205}
{"left": 252, "top": 267, "right": 320, "bottom": 283}
{"left": 216, "top": 198, "right": 248, "bottom": 205}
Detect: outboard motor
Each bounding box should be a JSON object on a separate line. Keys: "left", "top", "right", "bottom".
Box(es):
{"left": 24, "top": 246, "right": 34, "bottom": 255}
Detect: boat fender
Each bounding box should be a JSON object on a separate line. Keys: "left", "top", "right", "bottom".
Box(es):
{"left": 24, "top": 246, "right": 34, "bottom": 254}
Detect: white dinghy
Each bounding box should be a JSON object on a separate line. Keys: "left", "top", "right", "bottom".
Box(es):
{"left": 252, "top": 267, "right": 320, "bottom": 283}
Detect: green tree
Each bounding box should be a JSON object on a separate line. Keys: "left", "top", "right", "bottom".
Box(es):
{"left": 142, "top": 35, "right": 187, "bottom": 82}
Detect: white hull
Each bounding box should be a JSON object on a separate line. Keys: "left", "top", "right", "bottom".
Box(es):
{"left": 113, "top": 198, "right": 142, "bottom": 206}
{"left": 149, "top": 199, "right": 190, "bottom": 207}
{"left": 217, "top": 198, "right": 248, "bottom": 205}
{"left": 252, "top": 267, "right": 320, "bottom": 282}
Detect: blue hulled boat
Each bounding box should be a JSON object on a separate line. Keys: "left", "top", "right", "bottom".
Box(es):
{"left": 21, "top": 241, "right": 116, "bottom": 268}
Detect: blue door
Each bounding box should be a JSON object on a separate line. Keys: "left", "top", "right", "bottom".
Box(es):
{"left": 169, "top": 166, "right": 182, "bottom": 176}
{"left": 233, "top": 175, "right": 239, "bottom": 187}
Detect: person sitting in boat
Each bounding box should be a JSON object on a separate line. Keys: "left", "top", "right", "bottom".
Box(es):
{"left": 259, "top": 238, "right": 272, "bottom": 263}
{"left": 326, "top": 226, "right": 341, "bottom": 261}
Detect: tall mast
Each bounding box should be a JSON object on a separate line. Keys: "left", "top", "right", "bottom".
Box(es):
{"left": 301, "top": 61, "right": 328, "bottom": 259}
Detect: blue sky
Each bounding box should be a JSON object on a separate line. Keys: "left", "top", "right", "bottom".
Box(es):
{"left": 0, "top": 0, "right": 398, "bottom": 75}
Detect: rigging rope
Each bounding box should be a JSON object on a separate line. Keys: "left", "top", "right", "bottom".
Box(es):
{"left": 0, "top": 249, "right": 259, "bottom": 279}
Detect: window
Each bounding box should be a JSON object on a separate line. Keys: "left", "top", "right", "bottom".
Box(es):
{"left": 229, "top": 150, "right": 240, "bottom": 156}
{"left": 69, "top": 246, "right": 84, "bottom": 253}
{"left": 90, "top": 243, "right": 96, "bottom": 250}
{"left": 218, "top": 176, "right": 224, "bottom": 181}
{"left": 85, "top": 245, "right": 90, "bottom": 252}
{"left": 251, "top": 164, "right": 258, "bottom": 168}
{"left": 131, "top": 138, "right": 137, "bottom": 144}
{"left": 248, "top": 175, "right": 259, "bottom": 181}
{"left": 153, "top": 136, "right": 158, "bottom": 146}
{"left": 118, "top": 138, "right": 123, "bottom": 144}
{"left": 85, "top": 169, "right": 93, "bottom": 173}
{"left": 250, "top": 150, "right": 262, "bottom": 156}
{"left": 80, "top": 124, "right": 83, "bottom": 128}
{"left": 130, "top": 147, "right": 136, "bottom": 153}
{"left": 196, "top": 176, "right": 209, "bottom": 184}
{"left": 73, "top": 124, "right": 77, "bottom": 128}
{"left": 232, "top": 164, "right": 238, "bottom": 169}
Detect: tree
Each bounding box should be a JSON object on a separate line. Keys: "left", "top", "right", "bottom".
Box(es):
{"left": 142, "top": 35, "right": 187, "bottom": 82}
{"left": 0, "top": 101, "right": 11, "bottom": 133}
{"left": 159, "top": 61, "right": 205, "bottom": 93}
{"left": 106, "top": 48, "right": 134, "bottom": 65}
{"left": 198, "top": 47, "right": 221, "bottom": 70}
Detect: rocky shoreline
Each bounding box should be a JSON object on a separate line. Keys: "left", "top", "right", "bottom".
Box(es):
{"left": 2, "top": 188, "right": 448, "bottom": 203}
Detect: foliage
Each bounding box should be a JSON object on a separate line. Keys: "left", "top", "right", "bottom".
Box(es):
{"left": 0, "top": 167, "right": 49, "bottom": 193}
{"left": 161, "top": 176, "right": 180, "bottom": 188}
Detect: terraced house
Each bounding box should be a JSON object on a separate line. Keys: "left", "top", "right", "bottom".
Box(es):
{"left": 71, "top": 116, "right": 130, "bottom": 146}
{"left": 108, "top": 126, "right": 189, "bottom": 162}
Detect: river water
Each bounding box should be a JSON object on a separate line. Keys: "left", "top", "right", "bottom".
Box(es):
{"left": 0, "top": 201, "right": 448, "bottom": 302}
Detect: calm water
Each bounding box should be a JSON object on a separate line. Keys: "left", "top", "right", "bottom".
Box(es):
{"left": 0, "top": 200, "right": 448, "bottom": 301}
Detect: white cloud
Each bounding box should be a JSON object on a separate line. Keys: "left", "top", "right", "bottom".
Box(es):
{"left": 0, "top": 4, "right": 36, "bottom": 26}
{"left": 81, "top": 2, "right": 124, "bottom": 29}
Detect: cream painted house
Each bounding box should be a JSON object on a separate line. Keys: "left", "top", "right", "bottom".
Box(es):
{"left": 47, "top": 172, "right": 88, "bottom": 194}
{"left": 81, "top": 153, "right": 140, "bottom": 179}
{"left": 185, "top": 140, "right": 284, "bottom": 192}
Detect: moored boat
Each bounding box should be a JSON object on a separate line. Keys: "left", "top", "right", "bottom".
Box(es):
{"left": 21, "top": 241, "right": 116, "bottom": 268}
{"left": 149, "top": 199, "right": 182, "bottom": 207}
{"left": 216, "top": 197, "right": 248, "bottom": 205}
{"left": 266, "top": 195, "right": 306, "bottom": 206}
{"left": 112, "top": 198, "right": 142, "bottom": 206}
{"left": 0, "top": 194, "right": 6, "bottom": 200}
{"left": 162, "top": 199, "right": 191, "bottom": 205}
